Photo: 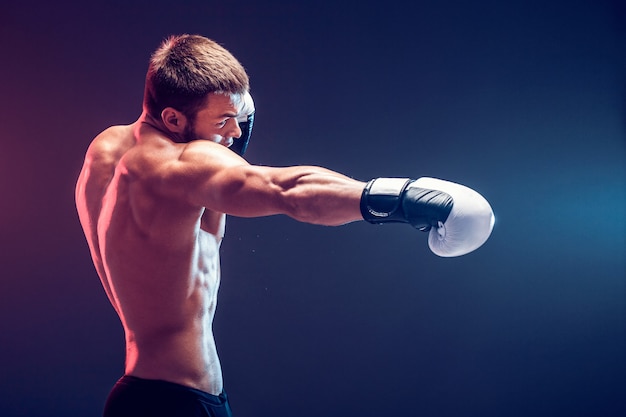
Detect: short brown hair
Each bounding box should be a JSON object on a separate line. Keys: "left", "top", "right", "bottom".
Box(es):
{"left": 143, "top": 34, "right": 250, "bottom": 120}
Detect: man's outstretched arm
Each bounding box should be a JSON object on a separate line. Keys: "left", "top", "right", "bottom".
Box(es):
{"left": 166, "top": 140, "right": 365, "bottom": 225}
{"left": 160, "top": 139, "right": 495, "bottom": 256}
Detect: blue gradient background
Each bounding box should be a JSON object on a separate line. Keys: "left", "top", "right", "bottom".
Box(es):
{"left": 1, "top": 1, "right": 624, "bottom": 416}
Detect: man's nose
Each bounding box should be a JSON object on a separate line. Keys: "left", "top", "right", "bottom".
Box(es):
{"left": 228, "top": 118, "right": 242, "bottom": 139}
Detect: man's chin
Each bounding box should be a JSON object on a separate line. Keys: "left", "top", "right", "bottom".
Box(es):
{"left": 194, "top": 136, "right": 233, "bottom": 148}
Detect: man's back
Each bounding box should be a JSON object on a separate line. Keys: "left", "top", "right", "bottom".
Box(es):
{"left": 75, "top": 123, "right": 226, "bottom": 395}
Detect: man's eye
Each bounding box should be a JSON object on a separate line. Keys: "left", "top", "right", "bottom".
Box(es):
{"left": 216, "top": 120, "right": 227, "bottom": 128}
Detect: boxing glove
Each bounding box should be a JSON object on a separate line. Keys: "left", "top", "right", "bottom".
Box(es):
{"left": 231, "top": 91, "right": 255, "bottom": 156}
{"left": 360, "top": 177, "right": 494, "bottom": 257}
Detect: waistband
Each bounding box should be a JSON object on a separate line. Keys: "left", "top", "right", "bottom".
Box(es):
{"left": 117, "top": 375, "right": 228, "bottom": 406}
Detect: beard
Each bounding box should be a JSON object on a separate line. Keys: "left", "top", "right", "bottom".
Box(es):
{"left": 180, "top": 114, "right": 197, "bottom": 143}
{"left": 182, "top": 120, "right": 198, "bottom": 143}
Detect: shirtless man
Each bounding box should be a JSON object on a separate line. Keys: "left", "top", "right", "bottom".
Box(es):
{"left": 75, "top": 34, "right": 494, "bottom": 416}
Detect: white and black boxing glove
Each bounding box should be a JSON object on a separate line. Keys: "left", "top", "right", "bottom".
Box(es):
{"left": 231, "top": 91, "right": 255, "bottom": 156}
{"left": 360, "top": 177, "right": 494, "bottom": 257}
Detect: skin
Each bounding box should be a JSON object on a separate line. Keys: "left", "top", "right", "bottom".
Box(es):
{"left": 75, "top": 92, "right": 366, "bottom": 395}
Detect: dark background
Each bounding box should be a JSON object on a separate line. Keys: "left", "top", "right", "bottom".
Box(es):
{"left": 1, "top": 1, "right": 624, "bottom": 416}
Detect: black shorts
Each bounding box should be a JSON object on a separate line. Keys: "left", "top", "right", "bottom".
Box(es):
{"left": 103, "top": 375, "right": 233, "bottom": 417}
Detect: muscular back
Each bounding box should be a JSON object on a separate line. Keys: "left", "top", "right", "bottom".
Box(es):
{"left": 75, "top": 123, "right": 226, "bottom": 394}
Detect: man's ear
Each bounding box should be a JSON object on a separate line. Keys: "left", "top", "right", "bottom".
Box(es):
{"left": 161, "top": 107, "right": 188, "bottom": 133}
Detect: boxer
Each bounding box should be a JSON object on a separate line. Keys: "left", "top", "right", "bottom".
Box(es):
{"left": 75, "top": 34, "right": 494, "bottom": 417}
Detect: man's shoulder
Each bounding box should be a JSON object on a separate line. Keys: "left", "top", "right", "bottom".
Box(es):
{"left": 88, "top": 123, "right": 177, "bottom": 178}
{"left": 94, "top": 124, "right": 134, "bottom": 146}
{"left": 131, "top": 138, "right": 241, "bottom": 177}
{"left": 86, "top": 124, "right": 136, "bottom": 164}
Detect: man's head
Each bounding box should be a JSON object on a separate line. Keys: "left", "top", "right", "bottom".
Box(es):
{"left": 143, "top": 34, "right": 249, "bottom": 127}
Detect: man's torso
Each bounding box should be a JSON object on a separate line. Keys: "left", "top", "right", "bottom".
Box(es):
{"left": 75, "top": 123, "right": 225, "bottom": 394}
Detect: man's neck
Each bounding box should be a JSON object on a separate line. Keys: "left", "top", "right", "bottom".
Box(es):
{"left": 137, "top": 112, "right": 184, "bottom": 143}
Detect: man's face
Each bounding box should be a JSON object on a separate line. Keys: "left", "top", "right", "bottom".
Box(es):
{"left": 182, "top": 92, "right": 243, "bottom": 147}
